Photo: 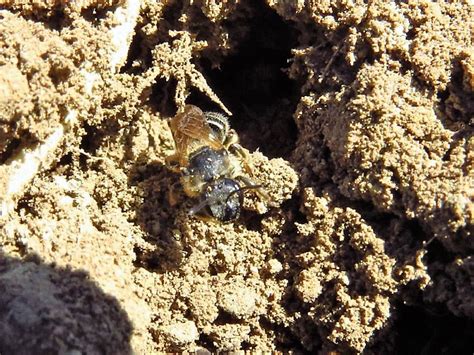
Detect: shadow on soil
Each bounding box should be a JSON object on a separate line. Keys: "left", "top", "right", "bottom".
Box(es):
{"left": 0, "top": 251, "right": 133, "bottom": 355}
{"left": 128, "top": 159, "right": 186, "bottom": 273}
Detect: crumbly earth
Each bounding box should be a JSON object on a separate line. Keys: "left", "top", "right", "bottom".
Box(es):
{"left": 0, "top": 0, "right": 472, "bottom": 354}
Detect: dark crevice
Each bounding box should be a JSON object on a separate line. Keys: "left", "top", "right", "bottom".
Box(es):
{"left": 0, "top": 137, "right": 22, "bottom": 164}
{"left": 208, "top": 263, "right": 218, "bottom": 276}
{"left": 239, "top": 209, "right": 264, "bottom": 232}
{"left": 214, "top": 309, "right": 243, "bottom": 325}
{"left": 132, "top": 245, "right": 160, "bottom": 270}
{"left": 240, "top": 341, "right": 252, "bottom": 351}
{"left": 132, "top": 233, "right": 183, "bottom": 274}
{"left": 80, "top": 122, "right": 101, "bottom": 154}
{"left": 15, "top": 198, "right": 33, "bottom": 217}
{"left": 406, "top": 26, "right": 416, "bottom": 40}
{"left": 119, "top": 30, "right": 151, "bottom": 75}
{"left": 162, "top": 0, "right": 185, "bottom": 26}
{"left": 191, "top": 0, "right": 300, "bottom": 160}
{"left": 425, "top": 238, "right": 455, "bottom": 264}
{"left": 437, "top": 59, "right": 474, "bottom": 130}
{"left": 392, "top": 302, "right": 474, "bottom": 355}
{"left": 196, "top": 334, "right": 216, "bottom": 353}
{"left": 259, "top": 317, "right": 309, "bottom": 353}
{"left": 442, "top": 127, "right": 473, "bottom": 166}
{"left": 281, "top": 193, "right": 308, "bottom": 225}
{"left": 0, "top": 6, "right": 68, "bottom": 30}
{"left": 151, "top": 77, "right": 178, "bottom": 117}
{"left": 48, "top": 64, "right": 72, "bottom": 86}
{"left": 270, "top": 193, "right": 307, "bottom": 264}
{"left": 57, "top": 152, "right": 73, "bottom": 167}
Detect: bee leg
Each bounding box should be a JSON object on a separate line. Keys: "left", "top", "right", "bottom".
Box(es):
{"left": 223, "top": 128, "right": 240, "bottom": 148}
{"left": 167, "top": 181, "right": 182, "bottom": 207}
{"left": 235, "top": 175, "right": 272, "bottom": 203}
{"left": 228, "top": 141, "right": 256, "bottom": 176}
{"left": 165, "top": 153, "right": 181, "bottom": 173}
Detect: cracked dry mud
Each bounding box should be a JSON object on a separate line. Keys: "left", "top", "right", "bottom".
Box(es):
{"left": 0, "top": 1, "right": 473, "bottom": 354}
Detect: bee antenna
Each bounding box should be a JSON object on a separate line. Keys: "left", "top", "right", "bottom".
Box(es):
{"left": 188, "top": 199, "right": 211, "bottom": 216}
{"left": 225, "top": 184, "right": 262, "bottom": 204}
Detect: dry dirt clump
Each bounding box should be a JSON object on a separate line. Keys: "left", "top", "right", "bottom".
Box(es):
{"left": 293, "top": 57, "right": 472, "bottom": 251}
{"left": 0, "top": 0, "right": 125, "bottom": 18}
{"left": 276, "top": 0, "right": 473, "bottom": 248}
{"left": 288, "top": 188, "right": 429, "bottom": 352}
{"left": 0, "top": 12, "right": 84, "bottom": 155}
{"left": 0, "top": 0, "right": 473, "bottom": 354}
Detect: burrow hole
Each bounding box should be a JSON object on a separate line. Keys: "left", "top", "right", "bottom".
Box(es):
{"left": 154, "top": 0, "right": 301, "bottom": 160}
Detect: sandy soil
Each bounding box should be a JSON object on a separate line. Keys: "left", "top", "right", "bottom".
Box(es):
{"left": 0, "top": 0, "right": 473, "bottom": 353}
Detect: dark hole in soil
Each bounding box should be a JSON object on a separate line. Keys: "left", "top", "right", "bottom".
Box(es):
{"left": 425, "top": 237, "right": 455, "bottom": 264}
{"left": 151, "top": 77, "right": 178, "bottom": 117}
{"left": 214, "top": 309, "right": 242, "bottom": 325}
{"left": 259, "top": 316, "right": 309, "bottom": 353}
{"left": 0, "top": 137, "right": 21, "bottom": 164}
{"left": 393, "top": 303, "right": 474, "bottom": 354}
{"left": 79, "top": 122, "right": 101, "bottom": 154}
{"left": 57, "top": 152, "right": 73, "bottom": 167}
{"left": 197, "top": 334, "right": 216, "bottom": 353}
{"left": 437, "top": 59, "right": 474, "bottom": 129}
{"left": 120, "top": 30, "right": 150, "bottom": 75}
{"left": 239, "top": 208, "right": 264, "bottom": 232}
{"left": 190, "top": 0, "right": 300, "bottom": 160}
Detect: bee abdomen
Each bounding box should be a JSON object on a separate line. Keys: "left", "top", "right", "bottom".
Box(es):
{"left": 204, "top": 111, "right": 230, "bottom": 144}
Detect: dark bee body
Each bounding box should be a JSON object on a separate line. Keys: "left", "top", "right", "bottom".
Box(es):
{"left": 166, "top": 105, "right": 265, "bottom": 222}
{"left": 181, "top": 147, "right": 231, "bottom": 197}
{"left": 200, "top": 178, "right": 242, "bottom": 222}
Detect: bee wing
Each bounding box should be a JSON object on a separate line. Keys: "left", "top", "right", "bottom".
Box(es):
{"left": 171, "top": 105, "right": 223, "bottom": 156}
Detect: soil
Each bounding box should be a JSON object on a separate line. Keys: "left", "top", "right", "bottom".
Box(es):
{"left": 0, "top": 0, "right": 473, "bottom": 353}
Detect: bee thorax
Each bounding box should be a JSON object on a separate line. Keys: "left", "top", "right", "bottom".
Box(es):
{"left": 187, "top": 146, "right": 230, "bottom": 182}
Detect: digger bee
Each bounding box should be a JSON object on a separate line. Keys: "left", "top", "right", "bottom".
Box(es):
{"left": 166, "top": 105, "right": 266, "bottom": 222}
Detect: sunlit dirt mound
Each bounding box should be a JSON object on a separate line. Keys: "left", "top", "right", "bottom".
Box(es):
{"left": 0, "top": 1, "right": 472, "bottom": 353}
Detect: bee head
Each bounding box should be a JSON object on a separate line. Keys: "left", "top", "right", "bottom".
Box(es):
{"left": 190, "top": 178, "right": 243, "bottom": 222}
